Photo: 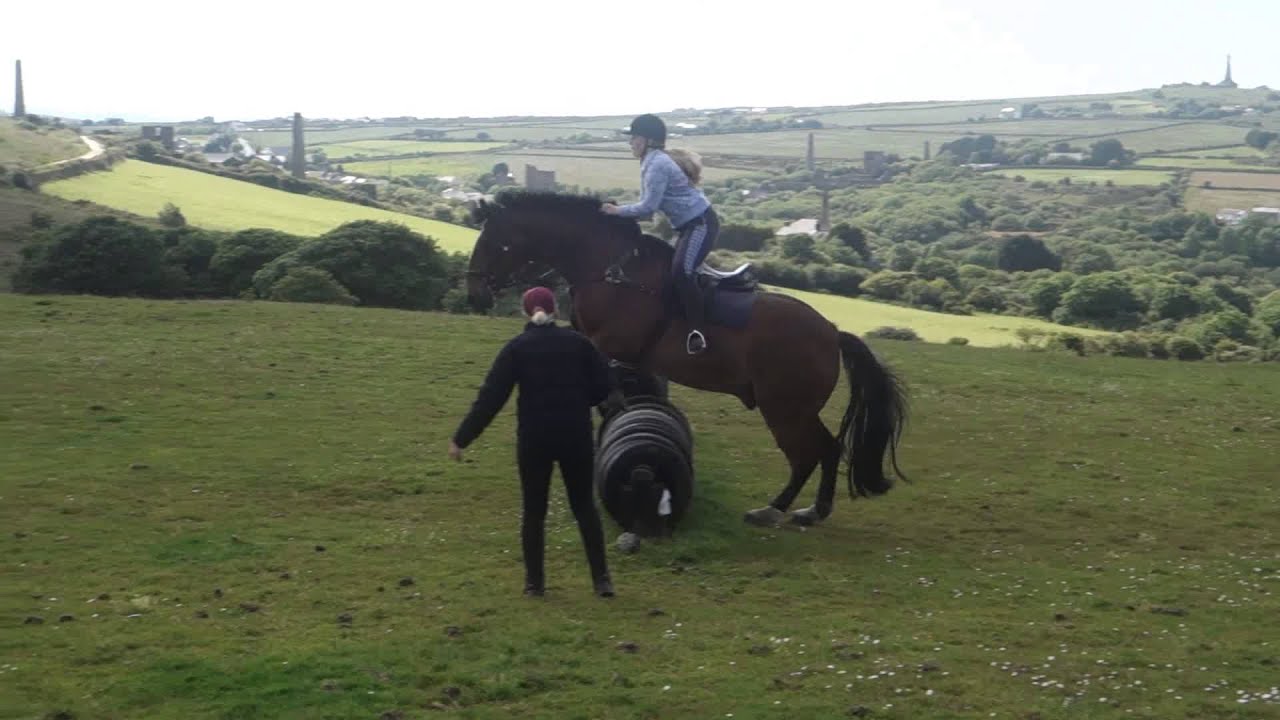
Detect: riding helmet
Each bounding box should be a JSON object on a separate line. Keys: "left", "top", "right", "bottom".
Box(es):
{"left": 623, "top": 114, "right": 667, "bottom": 144}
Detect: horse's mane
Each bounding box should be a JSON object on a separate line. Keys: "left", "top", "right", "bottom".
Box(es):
{"left": 473, "top": 189, "right": 646, "bottom": 242}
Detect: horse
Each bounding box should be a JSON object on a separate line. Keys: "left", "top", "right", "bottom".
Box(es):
{"left": 465, "top": 190, "right": 908, "bottom": 528}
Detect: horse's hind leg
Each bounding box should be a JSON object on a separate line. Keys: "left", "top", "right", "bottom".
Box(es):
{"left": 743, "top": 412, "right": 827, "bottom": 528}
{"left": 789, "top": 420, "right": 841, "bottom": 526}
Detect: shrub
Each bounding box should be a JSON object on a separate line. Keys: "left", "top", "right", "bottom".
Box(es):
{"left": 210, "top": 228, "right": 305, "bottom": 297}
{"left": 1167, "top": 336, "right": 1205, "bottom": 361}
{"left": 947, "top": 336, "right": 970, "bottom": 346}
{"left": 13, "top": 216, "right": 186, "bottom": 297}
{"left": 267, "top": 266, "right": 357, "bottom": 306}
{"left": 753, "top": 258, "right": 812, "bottom": 290}
{"left": 866, "top": 326, "right": 921, "bottom": 341}
{"left": 158, "top": 202, "right": 186, "bottom": 228}
{"left": 251, "top": 220, "right": 450, "bottom": 310}
{"left": 965, "top": 285, "right": 1006, "bottom": 312}
{"left": 1103, "top": 333, "right": 1150, "bottom": 358}
{"left": 861, "top": 270, "right": 916, "bottom": 301}
{"left": 807, "top": 264, "right": 866, "bottom": 295}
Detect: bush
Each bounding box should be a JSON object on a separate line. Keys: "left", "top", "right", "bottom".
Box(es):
{"left": 947, "top": 336, "right": 970, "bottom": 346}
{"left": 861, "top": 270, "right": 917, "bottom": 301}
{"left": 997, "top": 234, "right": 1061, "bottom": 272}
{"left": 717, "top": 223, "right": 774, "bottom": 252}
{"left": 965, "top": 285, "right": 1006, "bottom": 312}
{"left": 210, "top": 228, "right": 305, "bottom": 297}
{"left": 1102, "top": 333, "right": 1150, "bottom": 358}
{"left": 1056, "top": 272, "right": 1144, "bottom": 329}
{"left": 158, "top": 202, "right": 186, "bottom": 228}
{"left": 991, "top": 214, "right": 1023, "bottom": 231}
{"left": 753, "top": 258, "right": 812, "bottom": 290}
{"left": 807, "top": 264, "right": 866, "bottom": 295}
{"left": 251, "top": 220, "right": 450, "bottom": 310}
{"left": 13, "top": 216, "right": 186, "bottom": 297}
{"left": 1052, "top": 332, "right": 1087, "bottom": 356}
{"left": 866, "top": 326, "right": 921, "bottom": 341}
{"left": 1167, "top": 336, "right": 1205, "bottom": 361}
{"left": 267, "top": 266, "right": 357, "bottom": 305}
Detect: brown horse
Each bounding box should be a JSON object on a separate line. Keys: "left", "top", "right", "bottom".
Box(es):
{"left": 465, "top": 191, "right": 908, "bottom": 527}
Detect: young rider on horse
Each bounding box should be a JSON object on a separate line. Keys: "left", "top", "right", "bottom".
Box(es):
{"left": 603, "top": 113, "right": 720, "bottom": 355}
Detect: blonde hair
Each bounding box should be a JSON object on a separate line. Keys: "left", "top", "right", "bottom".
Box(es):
{"left": 531, "top": 309, "right": 552, "bottom": 325}
{"left": 666, "top": 148, "right": 703, "bottom": 186}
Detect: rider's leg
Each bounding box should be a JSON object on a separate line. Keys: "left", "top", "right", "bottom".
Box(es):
{"left": 672, "top": 212, "right": 716, "bottom": 354}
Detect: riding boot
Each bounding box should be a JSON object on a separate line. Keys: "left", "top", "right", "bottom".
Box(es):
{"left": 676, "top": 272, "right": 707, "bottom": 355}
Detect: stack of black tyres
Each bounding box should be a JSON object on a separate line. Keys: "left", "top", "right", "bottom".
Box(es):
{"left": 594, "top": 364, "right": 695, "bottom": 538}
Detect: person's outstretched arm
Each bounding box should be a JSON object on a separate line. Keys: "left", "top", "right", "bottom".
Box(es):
{"left": 611, "top": 157, "right": 670, "bottom": 220}
{"left": 452, "top": 341, "right": 517, "bottom": 450}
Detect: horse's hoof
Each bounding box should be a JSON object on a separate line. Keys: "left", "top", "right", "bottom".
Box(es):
{"left": 788, "top": 506, "right": 823, "bottom": 526}
{"left": 744, "top": 506, "right": 784, "bottom": 527}
{"left": 616, "top": 532, "right": 641, "bottom": 553}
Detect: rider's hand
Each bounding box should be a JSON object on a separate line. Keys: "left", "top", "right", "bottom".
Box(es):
{"left": 448, "top": 440, "right": 463, "bottom": 462}
{"left": 601, "top": 203, "right": 619, "bottom": 215}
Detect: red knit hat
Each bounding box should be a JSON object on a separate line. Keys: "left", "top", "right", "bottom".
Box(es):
{"left": 522, "top": 286, "right": 556, "bottom": 316}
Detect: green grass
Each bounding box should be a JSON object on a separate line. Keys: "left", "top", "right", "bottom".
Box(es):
{"left": 246, "top": 126, "right": 461, "bottom": 147}
{"left": 768, "top": 286, "right": 1111, "bottom": 347}
{"left": 1079, "top": 124, "right": 1249, "bottom": 154}
{"left": 989, "top": 168, "right": 1176, "bottom": 187}
{"left": 1, "top": 293, "right": 1278, "bottom": 720}
{"left": 1136, "top": 157, "right": 1261, "bottom": 170}
{"left": 0, "top": 119, "right": 88, "bottom": 170}
{"left": 314, "top": 140, "right": 510, "bottom": 158}
{"left": 347, "top": 152, "right": 755, "bottom": 190}
{"left": 1165, "top": 146, "right": 1267, "bottom": 159}
{"left": 876, "top": 119, "right": 1175, "bottom": 138}
{"left": 1185, "top": 187, "right": 1280, "bottom": 214}
{"left": 39, "top": 160, "right": 478, "bottom": 252}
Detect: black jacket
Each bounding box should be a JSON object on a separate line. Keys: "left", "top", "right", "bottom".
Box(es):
{"left": 452, "top": 321, "right": 614, "bottom": 449}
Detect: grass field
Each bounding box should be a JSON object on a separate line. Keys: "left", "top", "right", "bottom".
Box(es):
{"left": 1184, "top": 187, "right": 1280, "bottom": 214}
{"left": 1190, "top": 171, "right": 1280, "bottom": 191}
{"left": 1171, "top": 146, "right": 1267, "bottom": 159}
{"left": 1081, "top": 124, "right": 1249, "bottom": 154}
{"left": 767, "top": 287, "right": 1111, "bottom": 347}
{"left": 989, "top": 168, "right": 1176, "bottom": 187}
{"left": 0, "top": 119, "right": 88, "bottom": 170}
{"left": 40, "top": 161, "right": 478, "bottom": 252}
{"left": 347, "top": 152, "right": 756, "bottom": 190}
{"left": 314, "top": 140, "right": 510, "bottom": 158}
{"left": 875, "top": 120, "right": 1175, "bottom": 138}
{"left": 1, "top": 294, "right": 1278, "bottom": 720}
{"left": 1136, "top": 157, "right": 1261, "bottom": 170}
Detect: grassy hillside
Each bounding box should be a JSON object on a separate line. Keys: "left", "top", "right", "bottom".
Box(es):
{"left": 988, "top": 168, "right": 1177, "bottom": 186}
{"left": 768, "top": 286, "right": 1112, "bottom": 346}
{"left": 1, "top": 294, "right": 1277, "bottom": 720}
{"left": 39, "top": 160, "right": 478, "bottom": 252}
{"left": 0, "top": 118, "right": 87, "bottom": 170}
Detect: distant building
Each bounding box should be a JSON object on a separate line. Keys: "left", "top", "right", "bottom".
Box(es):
{"left": 141, "top": 125, "right": 176, "bottom": 149}
{"left": 999, "top": 106, "right": 1022, "bottom": 120}
{"left": 1045, "top": 152, "right": 1086, "bottom": 163}
{"left": 1216, "top": 208, "right": 1248, "bottom": 226}
{"left": 524, "top": 164, "right": 556, "bottom": 191}
{"left": 863, "top": 150, "right": 888, "bottom": 176}
{"left": 1249, "top": 207, "right": 1280, "bottom": 223}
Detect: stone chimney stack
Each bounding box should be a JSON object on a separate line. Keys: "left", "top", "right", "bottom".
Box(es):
{"left": 806, "top": 132, "right": 815, "bottom": 172}
{"left": 14, "top": 60, "right": 26, "bottom": 117}
{"left": 290, "top": 112, "right": 306, "bottom": 179}
{"left": 819, "top": 188, "right": 831, "bottom": 233}
{"left": 924, "top": 140, "right": 931, "bottom": 160}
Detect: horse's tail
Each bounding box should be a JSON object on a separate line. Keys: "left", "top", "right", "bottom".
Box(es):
{"left": 836, "top": 330, "right": 909, "bottom": 499}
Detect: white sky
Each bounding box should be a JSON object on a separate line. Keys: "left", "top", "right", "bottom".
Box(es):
{"left": 2, "top": 0, "right": 1279, "bottom": 122}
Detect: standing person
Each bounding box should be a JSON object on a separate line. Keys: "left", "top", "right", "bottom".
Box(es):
{"left": 602, "top": 113, "right": 721, "bottom": 356}
{"left": 448, "top": 286, "right": 617, "bottom": 598}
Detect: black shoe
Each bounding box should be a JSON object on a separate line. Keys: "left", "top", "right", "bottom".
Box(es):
{"left": 686, "top": 330, "right": 707, "bottom": 355}
{"left": 594, "top": 577, "right": 615, "bottom": 598}
{"left": 524, "top": 582, "right": 545, "bottom": 597}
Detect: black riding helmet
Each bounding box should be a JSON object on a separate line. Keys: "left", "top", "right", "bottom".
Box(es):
{"left": 623, "top": 114, "right": 666, "bottom": 145}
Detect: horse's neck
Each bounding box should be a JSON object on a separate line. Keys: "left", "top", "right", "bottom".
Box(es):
{"left": 525, "top": 216, "right": 624, "bottom": 285}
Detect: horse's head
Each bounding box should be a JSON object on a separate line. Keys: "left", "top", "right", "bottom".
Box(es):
{"left": 465, "top": 198, "right": 544, "bottom": 312}
{"left": 466, "top": 191, "right": 642, "bottom": 312}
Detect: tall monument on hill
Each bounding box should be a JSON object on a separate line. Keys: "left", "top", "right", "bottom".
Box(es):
{"left": 1217, "top": 54, "right": 1238, "bottom": 89}
{"left": 14, "top": 60, "right": 26, "bottom": 117}
{"left": 290, "top": 112, "right": 305, "bottom": 179}
{"left": 806, "top": 132, "right": 815, "bottom": 172}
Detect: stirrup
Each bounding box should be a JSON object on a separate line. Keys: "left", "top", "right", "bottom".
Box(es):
{"left": 686, "top": 330, "right": 707, "bottom": 355}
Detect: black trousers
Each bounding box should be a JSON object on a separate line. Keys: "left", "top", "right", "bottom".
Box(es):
{"left": 517, "top": 435, "right": 609, "bottom": 588}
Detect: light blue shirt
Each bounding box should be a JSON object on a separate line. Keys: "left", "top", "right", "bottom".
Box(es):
{"left": 613, "top": 149, "right": 711, "bottom": 231}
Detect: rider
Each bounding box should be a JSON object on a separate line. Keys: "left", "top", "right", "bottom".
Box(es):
{"left": 603, "top": 113, "right": 720, "bottom": 356}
